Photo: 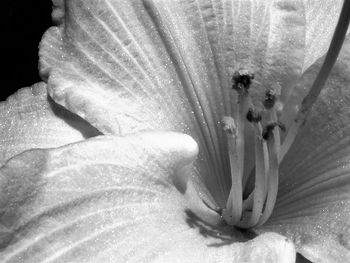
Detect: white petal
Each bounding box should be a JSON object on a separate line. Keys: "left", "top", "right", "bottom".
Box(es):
{"left": 0, "top": 132, "right": 295, "bottom": 262}
{"left": 302, "top": 0, "right": 347, "bottom": 71}
{"left": 0, "top": 82, "right": 100, "bottom": 165}
{"left": 40, "top": 0, "right": 226, "bottom": 135}
{"left": 39, "top": 0, "right": 234, "bottom": 206}
{"left": 38, "top": 0, "right": 346, "bottom": 207}
{"left": 260, "top": 36, "right": 350, "bottom": 263}
{"left": 39, "top": 0, "right": 320, "bottom": 133}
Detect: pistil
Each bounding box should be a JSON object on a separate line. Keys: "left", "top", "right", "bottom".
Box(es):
{"left": 221, "top": 0, "right": 349, "bottom": 228}
{"left": 257, "top": 122, "right": 282, "bottom": 226}
{"left": 222, "top": 0, "right": 350, "bottom": 228}
{"left": 221, "top": 116, "right": 242, "bottom": 224}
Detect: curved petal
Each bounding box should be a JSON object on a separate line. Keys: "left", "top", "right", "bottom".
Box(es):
{"left": 224, "top": 0, "right": 346, "bottom": 108}
{"left": 39, "top": 0, "right": 345, "bottom": 134}
{"left": 260, "top": 37, "right": 350, "bottom": 262}
{"left": 39, "top": 0, "right": 347, "bottom": 207}
{"left": 39, "top": 0, "right": 233, "bottom": 206}
{"left": 40, "top": 0, "right": 228, "bottom": 135}
{"left": 0, "top": 132, "right": 295, "bottom": 262}
{"left": 0, "top": 82, "right": 100, "bottom": 165}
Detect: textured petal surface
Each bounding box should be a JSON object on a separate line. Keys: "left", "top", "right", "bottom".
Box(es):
{"left": 40, "top": 0, "right": 231, "bottom": 206}
{"left": 302, "top": 0, "right": 347, "bottom": 71}
{"left": 0, "top": 132, "right": 295, "bottom": 263}
{"left": 39, "top": 0, "right": 346, "bottom": 134}
{"left": 0, "top": 82, "right": 100, "bottom": 165}
{"left": 39, "top": 0, "right": 345, "bottom": 207}
{"left": 260, "top": 37, "right": 350, "bottom": 263}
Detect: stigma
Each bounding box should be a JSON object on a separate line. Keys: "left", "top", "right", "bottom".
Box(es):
{"left": 220, "top": 0, "right": 350, "bottom": 227}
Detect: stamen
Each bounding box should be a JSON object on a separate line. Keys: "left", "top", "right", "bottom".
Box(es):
{"left": 222, "top": 69, "right": 288, "bottom": 227}
{"left": 236, "top": 121, "right": 267, "bottom": 228}
{"left": 267, "top": 93, "right": 282, "bottom": 162}
{"left": 221, "top": 1, "right": 349, "bottom": 228}
{"left": 238, "top": 88, "right": 286, "bottom": 228}
{"left": 223, "top": 70, "right": 254, "bottom": 225}
{"left": 257, "top": 124, "right": 280, "bottom": 226}
{"left": 242, "top": 131, "right": 269, "bottom": 213}
{"left": 280, "top": 0, "right": 350, "bottom": 162}
{"left": 234, "top": 91, "right": 250, "bottom": 221}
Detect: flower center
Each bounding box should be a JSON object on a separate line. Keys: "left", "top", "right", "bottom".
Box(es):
{"left": 221, "top": 69, "right": 283, "bottom": 228}
{"left": 221, "top": 0, "right": 350, "bottom": 228}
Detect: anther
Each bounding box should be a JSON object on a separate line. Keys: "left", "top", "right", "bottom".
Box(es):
{"left": 232, "top": 69, "right": 254, "bottom": 91}
{"left": 262, "top": 122, "right": 285, "bottom": 141}
{"left": 263, "top": 89, "right": 276, "bottom": 109}
{"left": 246, "top": 108, "right": 262, "bottom": 123}
{"left": 223, "top": 69, "right": 256, "bottom": 226}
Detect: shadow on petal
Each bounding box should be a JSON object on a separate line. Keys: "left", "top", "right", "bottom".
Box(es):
{"left": 184, "top": 209, "right": 257, "bottom": 247}
{"left": 48, "top": 95, "right": 102, "bottom": 138}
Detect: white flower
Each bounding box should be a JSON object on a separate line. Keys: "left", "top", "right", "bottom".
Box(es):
{"left": 0, "top": 0, "right": 349, "bottom": 262}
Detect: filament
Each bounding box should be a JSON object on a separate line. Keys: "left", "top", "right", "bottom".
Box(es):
{"left": 221, "top": 2, "right": 350, "bottom": 228}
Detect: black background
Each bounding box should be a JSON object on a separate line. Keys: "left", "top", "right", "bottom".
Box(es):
{"left": 3, "top": 0, "right": 52, "bottom": 101}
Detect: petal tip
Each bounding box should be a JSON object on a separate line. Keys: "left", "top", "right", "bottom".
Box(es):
{"left": 137, "top": 132, "right": 199, "bottom": 167}
{"left": 174, "top": 132, "right": 199, "bottom": 164}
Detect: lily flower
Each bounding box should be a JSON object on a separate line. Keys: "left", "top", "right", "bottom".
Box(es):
{"left": 1, "top": 0, "right": 350, "bottom": 262}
